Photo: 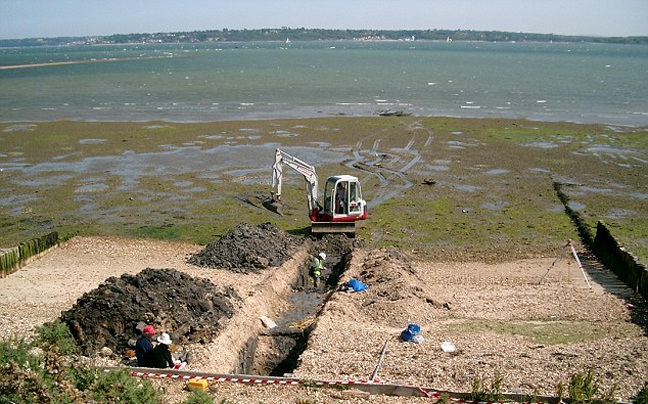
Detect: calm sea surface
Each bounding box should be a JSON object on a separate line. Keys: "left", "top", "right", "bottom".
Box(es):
{"left": 1, "top": 41, "right": 647, "bottom": 126}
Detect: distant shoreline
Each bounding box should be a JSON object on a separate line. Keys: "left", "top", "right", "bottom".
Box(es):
{"left": 2, "top": 27, "right": 647, "bottom": 48}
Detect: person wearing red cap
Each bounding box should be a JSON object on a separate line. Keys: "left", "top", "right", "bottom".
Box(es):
{"left": 135, "top": 325, "right": 156, "bottom": 367}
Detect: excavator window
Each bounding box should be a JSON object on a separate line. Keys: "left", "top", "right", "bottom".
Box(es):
{"left": 335, "top": 182, "right": 347, "bottom": 214}
{"left": 348, "top": 181, "right": 361, "bottom": 214}
{"left": 323, "top": 181, "right": 334, "bottom": 214}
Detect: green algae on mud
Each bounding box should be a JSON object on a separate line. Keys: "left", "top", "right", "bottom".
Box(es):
{"left": 0, "top": 117, "right": 646, "bottom": 264}
{"left": 440, "top": 318, "right": 642, "bottom": 346}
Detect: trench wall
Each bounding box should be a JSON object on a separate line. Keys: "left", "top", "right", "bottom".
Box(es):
{"left": 593, "top": 221, "right": 648, "bottom": 299}
{"left": 202, "top": 246, "right": 311, "bottom": 373}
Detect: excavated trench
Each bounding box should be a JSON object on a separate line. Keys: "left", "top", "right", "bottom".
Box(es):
{"left": 236, "top": 242, "right": 352, "bottom": 376}
{"left": 58, "top": 223, "right": 359, "bottom": 378}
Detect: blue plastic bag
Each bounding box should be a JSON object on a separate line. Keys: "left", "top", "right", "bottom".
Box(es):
{"left": 400, "top": 323, "right": 421, "bottom": 342}
{"left": 348, "top": 279, "right": 368, "bottom": 292}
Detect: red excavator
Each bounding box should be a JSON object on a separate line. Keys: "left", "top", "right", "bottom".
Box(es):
{"left": 263, "top": 148, "right": 368, "bottom": 236}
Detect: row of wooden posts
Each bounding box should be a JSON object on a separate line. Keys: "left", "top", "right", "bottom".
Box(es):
{"left": 553, "top": 181, "right": 647, "bottom": 299}
{"left": 0, "top": 232, "right": 60, "bottom": 277}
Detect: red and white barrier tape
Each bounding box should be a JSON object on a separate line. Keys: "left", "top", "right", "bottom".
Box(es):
{"left": 104, "top": 367, "right": 552, "bottom": 404}
{"left": 125, "top": 369, "right": 391, "bottom": 386}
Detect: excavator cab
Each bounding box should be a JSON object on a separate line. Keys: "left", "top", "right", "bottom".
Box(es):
{"left": 318, "top": 175, "right": 367, "bottom": 222}
{"left": 265, "top": 148, "right": 367, "bottom": 236}
{"left": 312, "top": 175, "right": 367, "bottom": 235}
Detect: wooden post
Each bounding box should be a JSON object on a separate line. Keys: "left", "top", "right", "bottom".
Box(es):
{"left": 371, "top": 339, "right": 389, "bottom": 381}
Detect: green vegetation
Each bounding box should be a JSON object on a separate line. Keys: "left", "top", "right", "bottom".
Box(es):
{"left": 183, "top": 389, "right": 217, "bottom": 404}
{"left": 568, "top": 370, "right": 600, "bottom": 403}
{"left": 436, "top": 392, "right": 451, "bottom": 404}
{"left": 33, "top": 319, "right": 79, "bottom": 356}
{"left": 635, "top": 382, "right": 648, "bottom": 404}
{"left": 470, "top": 371, "right": 504, "bottom": 402}
{"left": 1, "top": 318, "right": 645, "bottom": 403}
{"left": 0, "top": 321, "right": 163, "bottom": 404}
{"left": 0, "top": 320, "right": 244, "bottom": 403}
{"left": 565, "top": 370, "right": 620, "bottom": 404}
{"left": 469, "top": 369, "right": 627, "bottom": 404}
{"left": 441, "top": 319, "right": 641, "bottom": 345}
{"left": 2, "top": 27, "right": 647, "bottom": 47}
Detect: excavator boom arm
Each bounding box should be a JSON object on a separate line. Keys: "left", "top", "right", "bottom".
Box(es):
{"left": 271, "top": 148, "right": 319, "bottom": 214}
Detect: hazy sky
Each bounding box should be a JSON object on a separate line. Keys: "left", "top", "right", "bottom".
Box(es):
{"left": 1, "top": 0, "right": 647, "bottom": 40}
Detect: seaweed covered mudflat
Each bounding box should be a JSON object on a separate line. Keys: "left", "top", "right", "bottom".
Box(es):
{"left": 1, "top": 117, "right": 646, "bottom": 265}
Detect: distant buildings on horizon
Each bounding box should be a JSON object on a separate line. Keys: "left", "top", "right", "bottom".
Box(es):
{"left": 2, "top": 28, "right": 646, "bottom": 47}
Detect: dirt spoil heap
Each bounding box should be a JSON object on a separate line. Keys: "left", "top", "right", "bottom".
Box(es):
{"left": 350, "top": 247, "right": 449, "bottom": 327}
{"left": 60, "top": 268, "right": 241, "bottom": 356}
{"left": 188, "top": 222, "right": 302, "bottom": 272}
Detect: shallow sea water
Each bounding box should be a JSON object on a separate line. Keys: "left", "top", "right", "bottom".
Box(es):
{"left": 1, "top": 41, "right": 648, "bottom": 126}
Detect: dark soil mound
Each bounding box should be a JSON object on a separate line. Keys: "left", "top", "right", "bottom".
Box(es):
{"left": 188, "top": 222, "right": 302, "bottom": 272}
{"left": 314, "top": 233, "right": 362, "bottom": 257}
{"left": 60, "top": 268, "right": 241, "bottom": 356}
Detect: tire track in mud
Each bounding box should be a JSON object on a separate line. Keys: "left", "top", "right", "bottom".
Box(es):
{"left": 348, "top": 121, "right": 434, "bottom": 209}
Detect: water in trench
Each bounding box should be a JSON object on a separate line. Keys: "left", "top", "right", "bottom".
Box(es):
{"left": 237, "top": 239, "right": 352, "bottom": 376}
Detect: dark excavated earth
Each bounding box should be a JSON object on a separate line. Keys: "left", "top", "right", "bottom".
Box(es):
{"left": 188, "top": 222, "right": 303, "bottom": 272}
{"left": 59, "top": 223, "right": 305, "bottom": 356}
{"left": 60, "top": 268, "right": 242, "bottom": 356}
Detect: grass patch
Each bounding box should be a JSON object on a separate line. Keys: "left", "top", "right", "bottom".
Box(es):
{"left": 441, "top": 319, "right": 640, "bottom": 345}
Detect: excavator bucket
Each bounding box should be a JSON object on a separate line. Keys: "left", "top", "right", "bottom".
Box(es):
{"left": 311, "top": 221, "right": 356, "bottom": 236}
{"left": 262, "top": 198, "right": 284, "bottom": 216}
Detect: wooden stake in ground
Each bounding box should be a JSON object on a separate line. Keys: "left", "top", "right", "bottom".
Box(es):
{"left": 371, "top": 339, "right": 390, "bottom": 381}
{"left": 567, "top": 240, "right": 592, "bottom": 290}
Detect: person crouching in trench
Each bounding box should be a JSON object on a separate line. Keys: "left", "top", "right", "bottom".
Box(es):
{"left": 310, "top": 252, "right": 326, "bottom": 288}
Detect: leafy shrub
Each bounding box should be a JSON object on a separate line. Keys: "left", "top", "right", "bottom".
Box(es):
{"left": 34, "top": 320, "right": 79, "bottom": 355}
{"left": 436, "top": 392, "right": 451, "bottom": 404}
{"left": 92, "top": 368, "right": 163, "bottom": 404}
{"left": 469, "top": 371, "right": 504, "bottom": 402}
{"left": 0, "top": 337, "right": 41, "bottom": 371}
{"left": 569, "top": 370, "right": 599, "bottom": 403}
{"left": 0, "top": 331, "right": 162, "bottom": 404}
{"left": 184, "top": 389, "right": 216, "bottom": 404}
{"left": 634, "top": 382, "right": 648, "bottom": 404}
{"left": 566, "top": 369, "right": 621, "bottom": 404}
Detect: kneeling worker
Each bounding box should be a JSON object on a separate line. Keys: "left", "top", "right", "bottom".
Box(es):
{"left": 150, "top": 332, "right": 191, "bottom": 369}
{"left": 135, "top": 325, "right": 156, "bottom": 367}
